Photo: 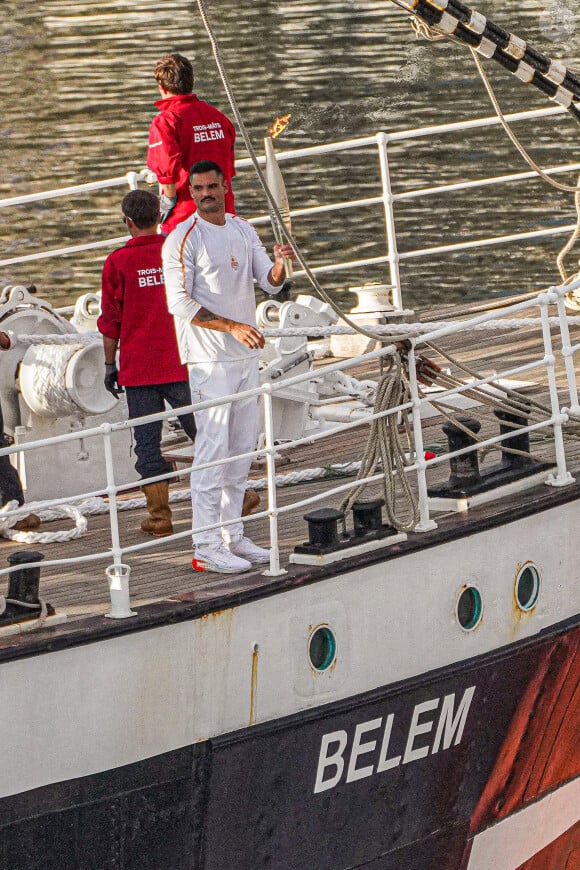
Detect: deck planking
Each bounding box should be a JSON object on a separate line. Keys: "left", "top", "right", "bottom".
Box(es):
{"left": 1, "top": 301, "right": 579, "bottom": 625}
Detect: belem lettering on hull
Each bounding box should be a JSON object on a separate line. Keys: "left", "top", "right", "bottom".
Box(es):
{"left": 314, "top": 686, "right": 476, "bottom": 793}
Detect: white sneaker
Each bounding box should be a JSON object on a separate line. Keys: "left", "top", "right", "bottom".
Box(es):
{"left": 192, "top": 543, "right": 252, "bottom": 574}
{"left": 228, "top": 537, "right": 271, "bottom": 565}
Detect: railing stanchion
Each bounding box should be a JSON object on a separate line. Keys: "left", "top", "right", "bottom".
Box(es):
{"left": 102, "top": 424, "right": 136, "bottom": 618}
{"left": 540, "top": 295, "right": 575, "bottom": 488}
{"left": 555, "top": 286, "right": 580, "bottom": 415}
{"left": 261, "top": 385, "right": 287, "bottom": 577}
{"left": 376, "top": 132, "right": 403, "bottom": 310}
{"left": 407, "top": 343, "right": 437, "bottom": 531}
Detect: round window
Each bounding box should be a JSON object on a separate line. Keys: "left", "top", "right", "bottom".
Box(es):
{"left": 515, "top": 563, "right": 540, "bottom": 612}
{"left": 308, "top": 626, "right": 337, "bottom": 671}
{"left": 456, "top": 586, "right": 483, "bottom": 631}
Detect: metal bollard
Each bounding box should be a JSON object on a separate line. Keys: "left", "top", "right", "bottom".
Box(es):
{"left": 7, "top": 550, "right": 45, "bottom": 604}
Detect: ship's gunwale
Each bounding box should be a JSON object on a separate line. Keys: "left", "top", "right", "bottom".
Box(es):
{"left": 0, "top": 465, "right": 577, "bottom": 666}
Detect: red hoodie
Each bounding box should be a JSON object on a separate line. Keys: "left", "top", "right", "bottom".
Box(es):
{"left": 147, "top": 94, "right": 236, "bottom": 233}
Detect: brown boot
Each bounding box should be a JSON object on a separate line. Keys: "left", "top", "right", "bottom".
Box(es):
{"left": 242, "top": 489, "right": 260, "bottom": 517}
{"left": 13, "top": 513, "right": 41, "bottom": 532}
{"left": 141, "top": 482, "right": 173, "bottom": 537}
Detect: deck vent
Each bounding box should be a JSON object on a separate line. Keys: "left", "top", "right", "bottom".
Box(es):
{"left": 456, "top": 586, "right": 483, "bottom": 631}
{"left": 515, "top": 563, "right": 540, "bottom": 611}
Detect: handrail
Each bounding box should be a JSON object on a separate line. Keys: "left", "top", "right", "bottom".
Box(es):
{"left": 0, "top": 286, "right": 576, "bottom": 621}
{"left": 1, "top": 106, "right": 576, "bottom": 297}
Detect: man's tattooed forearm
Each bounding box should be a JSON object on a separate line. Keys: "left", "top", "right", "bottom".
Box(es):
{"left": 195, "top": 307, "right": 220, "bottom": 323}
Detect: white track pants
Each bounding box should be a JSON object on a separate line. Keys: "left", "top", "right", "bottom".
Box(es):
{"left": 189, "top": 358, "right": 259, "bottom": 546}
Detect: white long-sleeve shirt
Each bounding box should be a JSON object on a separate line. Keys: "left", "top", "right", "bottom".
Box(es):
{"left": 162, "top": 213, "right": 281, "bottom": 363}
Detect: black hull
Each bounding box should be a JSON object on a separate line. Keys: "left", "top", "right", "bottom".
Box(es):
{"left": 1, "top": 619, "right": 578, "bottom": 870}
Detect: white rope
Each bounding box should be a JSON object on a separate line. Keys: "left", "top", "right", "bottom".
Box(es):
{"left": 0, "top": 464, "right": 364, "bottom": 545}
{"left": 0, "top": 594, "right": 48, "bottom": 632}
{"left": 6, "top": 315, "right": 580, "bottom": 350}
{"left": 0, "top": 501, "right": 87, "bottom": 543}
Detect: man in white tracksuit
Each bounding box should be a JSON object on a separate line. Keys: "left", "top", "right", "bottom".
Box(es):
{"left": 163, "top": 159, "right": 295, "bottom": 574}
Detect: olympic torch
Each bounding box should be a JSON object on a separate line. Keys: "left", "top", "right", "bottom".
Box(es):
{"left": 264, "top": 114, "right": 293, "bottom": 280}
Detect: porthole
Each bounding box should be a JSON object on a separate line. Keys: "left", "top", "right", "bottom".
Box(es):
{"left": 308, "top": 625, "right": 336, "bottom": 671}
{"left": 456, "top": 586, "right": 483, "bottom": 631}
{"left": 515, "top": 563, "right": 540, "bottom": 612}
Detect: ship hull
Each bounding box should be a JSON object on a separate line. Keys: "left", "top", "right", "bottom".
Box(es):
{"left": 1, "top": 618, "right": 578, "bottom": 870}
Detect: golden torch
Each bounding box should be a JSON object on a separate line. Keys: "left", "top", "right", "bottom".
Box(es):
{"left": 264, "top": 114, "right": 293, "bottom": 280}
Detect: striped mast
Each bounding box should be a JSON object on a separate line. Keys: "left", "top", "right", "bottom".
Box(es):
{"left": 399, "top": 0, "right": 580, "bottom": 123}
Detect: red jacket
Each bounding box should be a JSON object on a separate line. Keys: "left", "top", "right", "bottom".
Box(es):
{"left": 98, "top": 234, "right": 188, "bottom": 386}
{"left": 147, "top": 94, "right": 236, "bottom": 232}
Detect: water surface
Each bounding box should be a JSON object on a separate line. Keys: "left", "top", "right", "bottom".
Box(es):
{"left": 0, "top": 0, "right": 579, "bottom": 308}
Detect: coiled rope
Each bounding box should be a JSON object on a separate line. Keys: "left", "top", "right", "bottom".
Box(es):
{"left": 339, "top": 356, "right": 419, "bottom": 531}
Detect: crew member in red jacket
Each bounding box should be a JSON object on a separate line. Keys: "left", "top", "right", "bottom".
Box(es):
{"left": 97, "top": 189, "right": 197, "bottom": 537}
{"left": 147, "top": 53, "right": 236, "bottom": 234}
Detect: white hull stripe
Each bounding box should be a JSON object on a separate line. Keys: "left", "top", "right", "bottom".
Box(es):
{"left": 467, "top": 776, "right": 580, "bottom": 869}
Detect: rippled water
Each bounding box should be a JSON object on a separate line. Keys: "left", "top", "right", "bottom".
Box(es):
{"left": 0, "top": 0, "right": 579, "bottom": 308}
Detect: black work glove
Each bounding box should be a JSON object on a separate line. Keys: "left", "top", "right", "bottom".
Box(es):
{"left": 104, "top": 363, "right": 123, "bottom": 398}
{"left": 160, "top": 192, "right": 177, "bottom": 224}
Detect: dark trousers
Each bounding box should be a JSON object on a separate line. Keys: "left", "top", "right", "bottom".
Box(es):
{"left": 125, "top": 381, "right": 196, "bottom": 481}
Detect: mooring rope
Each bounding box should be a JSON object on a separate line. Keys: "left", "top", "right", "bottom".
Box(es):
{"left": 0, "top": 594, "right": 48, "bottom": 633}
{"left": 339, "top": 356, "right": 419, "bottom": 531}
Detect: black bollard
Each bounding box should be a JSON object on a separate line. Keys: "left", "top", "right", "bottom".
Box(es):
{"left": 352, "top": 500, "right": 385, "bottom": 537}
{"left": 7, "top": 550, "right": 45, "bottom": 604}
{"left": 442, "top": 417, "right": 482, "bottom": 487}
{"left": 303, "top": 508, "right": 344, "bottom": 551}
{"left": 494, "top": 404, "right": 532, "bottom": 469}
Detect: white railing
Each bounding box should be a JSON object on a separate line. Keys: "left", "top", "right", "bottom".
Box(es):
{"left": 0, "top": 284, "right": 576, "bottom": 617}
{"left": 1, "top": 106, "right": 577, "bottom": 310}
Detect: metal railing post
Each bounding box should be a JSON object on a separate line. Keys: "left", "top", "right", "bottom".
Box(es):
{"left": 555, "top": 286, "right": 580, "bottom": 415}
{"left": 102, "top": 425, "right": 136, "bottom": 618}
{"left": 261, "top": 385, "right": 287, "bottom": 577}
{"left": 376, "top": 132, "right": 403, "bottom": 310}
{"left": 407, "top": 343, "right": 437, "bottom": 531}
{"left": 540, "top": 295, "right": 575, "bottom": 488}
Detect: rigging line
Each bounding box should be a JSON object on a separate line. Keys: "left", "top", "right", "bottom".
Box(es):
{"left": 390, "top": 0, "right": 580, "bottom": 124}
{"left": 469, "top": 48, "right": 580, "bottom": 195}
{"left": 193, "top": 0, "right": 412, "bottom": 347}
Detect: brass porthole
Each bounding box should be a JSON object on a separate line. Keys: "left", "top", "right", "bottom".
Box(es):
{"left": 308, "top": 625, "right": 337, "bottom": 671}
{"left": 456, "top": 585, "right": 483, "bottom": 631}
{"left": 515, "top": 563, "right": 540, "bottom": 612}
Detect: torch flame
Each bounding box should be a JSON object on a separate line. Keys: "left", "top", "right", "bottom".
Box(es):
{"left": 268, "top": 114, "right": 291, "bottom": 139}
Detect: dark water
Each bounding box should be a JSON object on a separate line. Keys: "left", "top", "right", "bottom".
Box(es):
{"left": 0, "top": 0, "right": 579, "bottom": 309}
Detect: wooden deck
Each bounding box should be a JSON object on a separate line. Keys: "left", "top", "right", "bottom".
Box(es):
{"left": 1, "top": 300, "right": 579, "bottom": 626}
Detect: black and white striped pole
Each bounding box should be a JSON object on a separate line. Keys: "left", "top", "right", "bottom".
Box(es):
{"left": 399, "top": 0, "right": 580, "bottom": 123}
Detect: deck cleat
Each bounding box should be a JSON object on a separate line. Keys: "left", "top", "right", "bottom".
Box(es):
{"left": 428, "top": 412, "right": 553, "bottom": 511}
{"left": 0, "top": 550, "right": 57, "bottom": 631}
{"left": 291, "top": 502, "right": 406, "bottom": 566}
